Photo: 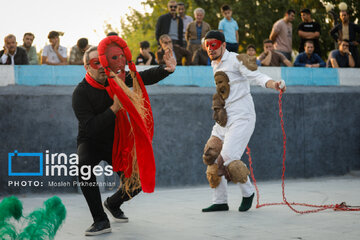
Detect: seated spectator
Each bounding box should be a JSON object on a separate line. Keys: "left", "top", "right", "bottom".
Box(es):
{"left": 21, "top": 32, "right": 38, "bottom": 65}
{"left": 246, "top": 44, "right": 261, "bottom": 66}
{"left": 185, "top": 7, "right": 211, "bottom": 57}
{"left": 259, "top": 39, "right": 292, "bottom": 66}
{"left": 69, "top": 38, "right": 91, "bottom": 65}
{"left": 41, "top": 31, "right": 67, "bottom": 65}
{"left": 156, "top": 34, "right": 192, "bottom": 65}
{"left": 0, "top": 34, "right": 28, "bottom": 65}
{"left": 135, "top": 41, "right": 157, "bottom": 65}
{"left": 327, "top": 39, "right": 355, "bottom": 68}
{"left": 192, "top": 38, "right": 210, "bottom": 65}
{"left": 294, "top": 40, "right": 325, "bottom": 67}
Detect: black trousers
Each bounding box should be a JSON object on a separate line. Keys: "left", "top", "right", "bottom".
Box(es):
{"left": 77, "top": 142, "right": 141, "bottom": 223}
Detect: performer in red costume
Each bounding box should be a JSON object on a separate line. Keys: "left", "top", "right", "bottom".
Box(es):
{"left": 72, "top": 36, "right": 176, "bottom": 236}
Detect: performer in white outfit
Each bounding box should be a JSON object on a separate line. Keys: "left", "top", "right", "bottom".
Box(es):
{"left": 202, "top": 30, "right": 286, "bottom": 212}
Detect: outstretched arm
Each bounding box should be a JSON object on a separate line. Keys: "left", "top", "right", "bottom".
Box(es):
{"left": 125, "top": 49, "right": 176, "bottom": 87}
{"left": 265, "top": 79, "right": 286, "bottom": 92}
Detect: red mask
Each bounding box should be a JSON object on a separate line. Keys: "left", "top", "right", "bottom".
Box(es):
{"left": 89, "top": 58, "right": 102, "bottom": 69}
{"left": 105, "top": 43, "right": 126, "bottom": 79}
{"left": 205, "top": 39, "right": 222, "bottom": 51}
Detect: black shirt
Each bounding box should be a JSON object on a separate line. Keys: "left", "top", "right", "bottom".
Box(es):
{"left": 72, "top": 66, "right": 171, "bottom": 149}
{"left": 135, "top": 52, "right": 158, "bottom": 65}
{"left": 0, "top": 47, "right": 29, "bottom": 65}
{"left": 298, "top": 21, "right": 321, "bottom": 56}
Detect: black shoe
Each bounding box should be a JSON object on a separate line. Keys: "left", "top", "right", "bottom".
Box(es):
{"left": 104, "top": 198, "right": 129, "bottom": 223}
{"left": 239, "top": 193, "right": 255, "bottom": 212}
{"left": 202, "top": 204, "right": 229, "bottom": 212}
{"left": 84, "top": 220, "right": 111, "bottom": 236}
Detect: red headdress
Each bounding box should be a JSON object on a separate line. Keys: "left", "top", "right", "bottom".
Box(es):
{"left": 96, "top": 36, "right": 155, "bottom": 193}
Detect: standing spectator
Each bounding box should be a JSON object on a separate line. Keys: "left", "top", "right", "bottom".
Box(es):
{"left": 135, "top": 41, "right": 157, "bottom": 65}
{"left": 298, "top": 9, "right": 321, "bottom": 57}
{"left": 41, "top": 31, "right": 67, "bottom": 65}
{"left": 156, "top": 34, "right": 191, "bottom": 65}
{"left": 185, "top": 8, "right": 211, "bottom": 57}
{"left": 218, "top": 4, "right": 239, "bottom": 53}
{"left": 330, "top": 10, "right": 360, "bottom": 67}
{"left": 156, "top": 0, "right": 184, "bottom": 47}
{"left": 21, "top": 33, "right": 38, "bottom": 65}
{"left": 258, "top": 39, "right": 292, "bottom": 67}
{"left": 0, "top": 34, "right": 28, "bottom": 65}
{"left": 327, "top": 39, "right": 355, "bottom": 68}
{"left": 246, "top": 44, "right": 261, "bottom": 66}
{"left": 269, "top": 9, "right": 295, "bottom": 61}
{"left": 192, "top": 38, "right": 210, "bottom": 65}
{"left": 69, "top": 38, "right": 91, "bottom": 65}
{"left": 294, "top": 40, "right": 325, "bottom": 67}
{"left": 177, "top": 2, "right": 193, "bottom": 47}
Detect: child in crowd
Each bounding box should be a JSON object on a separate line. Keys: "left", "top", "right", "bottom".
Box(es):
{"left": 218, "top": 4, "right": 239, "bottom": 53}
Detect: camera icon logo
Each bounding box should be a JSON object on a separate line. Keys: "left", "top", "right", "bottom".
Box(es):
{"left": 8, "top": 150, "right": 43, "bottom": 176}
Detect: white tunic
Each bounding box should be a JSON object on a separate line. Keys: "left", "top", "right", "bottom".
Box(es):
{"left": 211, "top": 50, "right": 271, "bottom": 126}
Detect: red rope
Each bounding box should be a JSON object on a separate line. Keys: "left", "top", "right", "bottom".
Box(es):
{"left": 247, "top": 90, "right": 360, "bottom": 213}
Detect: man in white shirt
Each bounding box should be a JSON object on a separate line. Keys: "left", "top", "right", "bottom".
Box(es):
{"left": 41, "top": 31, "right": 67, "bottom": 65}
{"left": 202, "top": 30, "right": 286, "bottom": 212}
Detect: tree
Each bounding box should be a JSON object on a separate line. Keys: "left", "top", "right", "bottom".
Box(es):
{"left": 119, "top": 0, "right": 194, "bottom": 59}
{"left": 118, "top": 0, "right": 359, "bottom": 61}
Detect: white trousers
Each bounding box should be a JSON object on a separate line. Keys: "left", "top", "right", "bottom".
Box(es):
{"left": 210, "top": 115, "right": 256, "bottom": 204}
{"left": 212, "top": 176, "right": 254, "bottom": 204}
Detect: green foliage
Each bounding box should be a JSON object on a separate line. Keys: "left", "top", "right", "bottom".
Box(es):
{"left": 120, "top": 0, "right": 196, "bottom": 60}
{"left": 0, "top": 196, "right": 23, "bottom": 239}
{"left": 0, "top": 196, "right": 23, "bottom": 221}
{"left": 19, "top": 196, "right": 66, "bottom": 240}
{"left": 118, "top": 0, "right": 359, "bottom": 60}
{"left": 0, "top": 196, "right": 66, "bottom": 240}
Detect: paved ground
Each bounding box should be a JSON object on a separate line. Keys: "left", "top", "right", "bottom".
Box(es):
{"left": 6, "top": 174, "right": 360, "bottom": 240}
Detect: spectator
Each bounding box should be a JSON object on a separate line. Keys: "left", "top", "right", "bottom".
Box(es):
{"left": 42, "top": 31, "right": 67, "bottom": 65}
{"left": 259, "top": 39, "right": 292, "bottom": 67}
{"left": 156, "top": 34, "right": 191, "bottom": 65}
{"left": 298, "top": 9, "right": 321, "bottom": 57}
{"left": 327, "top": 39, "right": 355, "bottom": 68}
{"left": 0, "top": 34, "right": 28, "bottom": 65}
{"left": 269, "top": 9, "right": 295, "bottom": 61}
{"left": 192, "top": 38, "right": 210, "bottom": 65}
{"left": 177, "top": 2, "right": 193, "bottom": 47}
{"left": 294, "top": 40, "right": 325, "bottom": 67}
{"left": 185, "top": 8, "right": 211, "bottom": 57}
{"left": 135, "top": 41, "right": 157, "bottom": 65}
{"left": 246, "top": 44, "right": 261, "bottom": 66}
{"left": 218, "top": 4, "right": 239, "bottom": 53}
{"left": 330, "top": 10, "right": 360, "bottom": 67}
{"left": 69, "top": 38, "right": 91, "bottom": 65}
{"left": 21, "top": 32, "right": 38, "bottom": 65}
{"left": 156, "top": 0, "right": 184, "bottom": 47}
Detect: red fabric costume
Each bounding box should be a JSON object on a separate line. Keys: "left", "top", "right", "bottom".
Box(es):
{"left": 87, "top": 36, "right": 155, "bottom": 193}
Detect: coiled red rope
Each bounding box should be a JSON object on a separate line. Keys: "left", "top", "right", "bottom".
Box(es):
{"left": 247, "top": 90, "right": 360, "bottom": 213}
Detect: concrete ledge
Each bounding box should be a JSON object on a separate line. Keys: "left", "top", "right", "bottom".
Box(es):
{"left": 1, "top": 65, "right": 360, "bottom": 86}
{"left": 0, "top": 65, "right": 15, "bottom": 86}
{"left": 0, "top": 85, "right": 359, "bottom": 194}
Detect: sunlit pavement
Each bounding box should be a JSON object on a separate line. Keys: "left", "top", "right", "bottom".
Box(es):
{"left": 12, "top": 174, "right": 360, "bottom": 240}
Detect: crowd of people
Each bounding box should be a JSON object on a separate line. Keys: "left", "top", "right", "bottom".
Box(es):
{"left": 1, "top": 1, "right": 360, "bottom": 68}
